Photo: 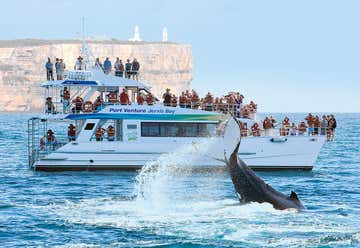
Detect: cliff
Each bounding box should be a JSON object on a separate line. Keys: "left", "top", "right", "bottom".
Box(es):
{"left": 0, "top": 39, "right": 193, "bottom": 112}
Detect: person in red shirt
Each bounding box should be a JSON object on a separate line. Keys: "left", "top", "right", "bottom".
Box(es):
{"left": 137, "top": 93, "right": 145, "bottom": 105}
{"left": 120, "top": 89, "right": 130, "bottom": 105}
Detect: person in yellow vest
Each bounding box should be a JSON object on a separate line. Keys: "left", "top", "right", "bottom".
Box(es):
{"left": 107, "top": 125, "right": 115, "bottom": 141}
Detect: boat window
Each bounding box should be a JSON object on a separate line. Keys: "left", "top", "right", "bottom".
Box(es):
{"left": 141, "top": 123, "right": 160, "bottom": 137}
{"left": 141, "top": 122, "right": 217, "bottom": 137}
{"left": 127, "top": 124, "right": 137, "bottom": 129}
{"left": 84, "top": 123, "right": 95, "bottom": 130}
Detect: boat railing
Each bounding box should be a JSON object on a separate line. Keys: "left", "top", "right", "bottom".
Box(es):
{"left": 241, "top": 126, "right": 332, "bottom": 139}
{"left": 50, "top": 101, "right": 256, "bottom": 120}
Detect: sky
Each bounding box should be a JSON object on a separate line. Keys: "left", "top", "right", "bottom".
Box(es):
{"left": 1, "top": 0, "right": 360, "bottom": 112}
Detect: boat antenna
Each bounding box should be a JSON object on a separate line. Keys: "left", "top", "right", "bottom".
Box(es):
{"left": 79, "top": 17, "right": 95, "bottom": 68}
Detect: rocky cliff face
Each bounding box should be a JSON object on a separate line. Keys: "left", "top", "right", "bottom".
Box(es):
{"left": 0, "top": 39, "right": 193, "bottom": 112}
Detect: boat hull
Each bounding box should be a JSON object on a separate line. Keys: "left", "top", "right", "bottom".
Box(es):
{"left": 32, "top": 135, "right": 326, "bottom": 171}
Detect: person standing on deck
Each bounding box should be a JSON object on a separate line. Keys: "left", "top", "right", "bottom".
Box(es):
{"left": 114, "top": 58, "right": 124, "bottom": 77}
{"left": 58, "top": 59, "right": 66, "bottom": 80}
{"left": 131, "top": 58, "right": 140, "bottom": 80}
{"left": 45, "top": 57, "right": 54, "bottom": 81}
{"left": 74, "top": 56, "right": 85, "bottom": 70}
{"left": 103, "top": 57, "right": 112, "bottom": 74}
{"left": 95, "top": 58, "right": 103, "bottom": 71}
{"left": 55, "top": 58, "right": 60, "bottom": 80}
{"left": 125, "top": 59, "right": 132, "bottom": 79}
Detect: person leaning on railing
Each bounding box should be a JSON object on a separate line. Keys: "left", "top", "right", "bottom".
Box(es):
{"left": 120, "top": 89, "right": 130, "bottom": 105}
{"left": 171, "top": 94, "right": 178, "bottom": 107}
{"left": 163, "top": 88, "right": 172, "bottom": 106}
{"left": 263, "top": 117, "right": 273, "bottom": 136}
{"left": 251, "top": 123, "right": 261, "bottom": 137}
{"left": 93, "top": 96, "right": 103, "bottom": 111}
{"left": 240, "top": 122, "right": 248, "bottom": 137}
{"left": 137, "top": 93, "right": 145, "bottom": 105}
{"left": 179, "top": 92, "right": 187, "bottom": 108}
{"left": 146, "top": 93, "right": 155, "bottom": 105}
{"left": 298, "top": 121, "right": 307, "bottom": 135}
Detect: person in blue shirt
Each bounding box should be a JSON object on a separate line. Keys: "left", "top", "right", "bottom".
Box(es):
{"left": 125, "top": 59, "right": 132, "bottom": 79}
{"left": 45, "top": 57, "right": 54, "bottom": 81}
{"left": 103, "top": 57, "right": 112, "bottom": 74}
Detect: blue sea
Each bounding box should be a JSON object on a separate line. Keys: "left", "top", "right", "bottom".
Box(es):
{"left": 0, "top": 113, "right": 359, "bottom": 247}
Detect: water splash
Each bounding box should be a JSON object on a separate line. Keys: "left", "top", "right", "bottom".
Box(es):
{"left": 133, "top": 138, "right": 217, "bottom": 212}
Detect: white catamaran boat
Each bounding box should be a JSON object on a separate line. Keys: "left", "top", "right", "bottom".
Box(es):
{"left": 27, "top": 46, "right": 326, "bottom": 171}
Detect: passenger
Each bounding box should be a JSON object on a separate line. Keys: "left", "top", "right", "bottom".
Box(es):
{"left": 125, "top": 59, "right": 132, "bottom": 79}
{"left": 114, "top": 58, "right": 124, "bottom": 77}
{"left": 242, "top": 107, "right": 250, "bottom": 119}
{"left": 240, "top": 122, "right": 248, "bottom": 137}
{"left": 313, "top": 116, "right": 321, "bottom": 135}
{"left": 281, "top": 117, "right": 290, "bottom": 136}
{"left": 298, "top": 121, "right": 307, "bottom": 135}
{"left": 263, "top": 117, "right": 273, "bottom": 136}
{"left": 290, "top": 123, "right": 298, "bottom": 136}
{"left": 58, "top": 59, "right": 66, "bottom": 80}
{"left": 46, "top": 129, "right": 57, "bottom": 147}
{"left": 74, "top": 56, "right": 85, "bottom": 70}
{"left": 120, "top": 89, "right": 130, "bottom": 105}
{"left": 72, "top": 96, "right": 83, "bottom": 113}
{"left": 146, "top": 93, "right": 154, "bottom": 105}
{"left": 67, "top": 124, "right": 76, "bottom": 141}
{"left": 137, "top": 93, "right": 145, "bottom": 105}
{"left": 93, "top": 96, "right": 103, "bottom": 111}
{"left": 269, "top": 116, "right": 277, "bottom": 128}
{"left": 61, "top": 87, "right": 70, "bottom": 113}
{"left": 163, "top": 88, "right": 172, "bottom": 106}
{"left": 235, "top": 93, "right": 243, "bottom": 118}
{"left": 305, "top": 113, "right": 314, "bottom": 135}
{"left": 251, "top": 123, "right": 261, "bottom": 136}
{"left": 95, "top": 127, "right": 104, "bottom": 141}
{"left": 108, "top": 92, "right": 118, "bottom": 104}
{"left": 132, "top": 58, "right": 140, "bottom": 80}
{"left": 55, "top": 58, "right": 60, "bottom": 80}
{"left": 320, "top": 115, "right": 328, "bottom": 135}
{"left": 107, "top": 125, "right": 115, "bottom": 141}
{"left": 95, "top": 58, "right": 103, "bottom": 70}
{"left": 328, "top": 114, "right": 337, "bottom": 141}
{"left": 226, "top": 94, "right": 236, "bottom": 115}
{"left": 45, "top": 97, "right": 55, "bottom": 114}
{"left": 185, "top": 92, "right": 192, "bottom": 109}
{"left": 191, "top": 90, "right": 200, "bottom": 109}
{"left": 45, "top": 57, "right": 54, "bottom": 81}
{"left": 103, "top": 57, "right": 112, "bottom": 74}
{"left": 171, "top": 94, "right": 178, "bottom": 107}
{"left": 204, "top": 92, "right": 214, "bottom": 111}
{"left": 179, "top": 92, "right": 187, "bottom": 108}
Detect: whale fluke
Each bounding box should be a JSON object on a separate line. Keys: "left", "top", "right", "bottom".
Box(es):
{"left": 223, "top": 117, "right": 304, "bottom": 210}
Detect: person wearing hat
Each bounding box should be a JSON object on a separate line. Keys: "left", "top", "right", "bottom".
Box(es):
{"left": 163, "top": 88, "right": 172, "bottom": 106}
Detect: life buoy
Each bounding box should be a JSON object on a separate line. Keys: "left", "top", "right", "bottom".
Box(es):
{"left": 82, "top": 101, "right": 93, "bottom": 113}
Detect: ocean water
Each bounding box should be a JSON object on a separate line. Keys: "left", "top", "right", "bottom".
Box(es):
{"left": 0, "top": 113, "right": 359, "bottom": 247}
